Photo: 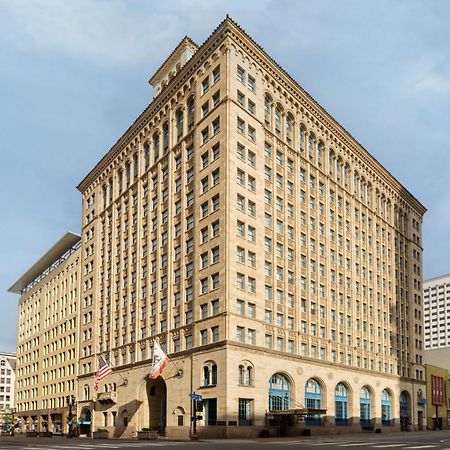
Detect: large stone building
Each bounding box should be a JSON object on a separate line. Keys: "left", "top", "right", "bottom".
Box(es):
{"left": 74, "top": 17, "right": 426, "bottom": 438}
{"left": 0, "top": 352, "right": 16, "bottom": 428}
{"left": 9, "top": 232, "right": 81, "bottom": 434}
{"left": 423, "top": 273, "right": 450, "bottom": 350}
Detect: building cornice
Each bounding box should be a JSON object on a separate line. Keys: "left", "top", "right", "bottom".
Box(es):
{"left": 77, "top": 18, "right": 231, "bottom": 193}
{"left": 222, "top": 18, "right": 426, "bottom": 216}
{"left": 77, "top": 16, "right": 426, "bottom": 217}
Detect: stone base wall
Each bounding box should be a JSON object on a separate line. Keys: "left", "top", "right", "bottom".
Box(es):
{"left": 77, "top": 343, "right": 425, "bottom": 439}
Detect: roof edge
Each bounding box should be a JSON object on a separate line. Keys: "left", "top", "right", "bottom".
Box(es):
{"left": 8, "top": 231, "right": 81, "bottom": 294}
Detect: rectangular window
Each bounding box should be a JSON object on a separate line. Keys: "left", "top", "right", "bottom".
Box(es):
{"left": 237, "top": 117, "right": 245, "bottom": 134}
{"left": 213, "top": 65, "right": 220, "bottom": 83}
{"left": 238, "top": 399, "right": 253, "bottom": 426}
{"left": 237, "top": 66, "right": 245, "bottom": 83}
{"left": 247, "top": 75, "right": 255, "bottom": 92}
{"left": 237, "top": 90, "right": 245, "bottom": 106}
{"left": 202, "top": 77, "right": 209, "bottom": 94}
{"left": 236, "top": 326, "right": 245, "bottom": 343}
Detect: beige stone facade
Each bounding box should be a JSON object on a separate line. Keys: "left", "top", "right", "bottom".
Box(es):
{"left": 61, "top": 17, "right": 426, "bottom": 438}
{"left": 10, "top": 233, "right": 81, "bottom": 434}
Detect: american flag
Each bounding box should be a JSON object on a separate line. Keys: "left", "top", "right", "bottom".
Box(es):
{"left": 94, "top": 355, "right": 112, "bottom": 391}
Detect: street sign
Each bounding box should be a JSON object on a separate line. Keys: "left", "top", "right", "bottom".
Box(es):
{"left": 190, "top": 393, "right": 203, "bottom": 401}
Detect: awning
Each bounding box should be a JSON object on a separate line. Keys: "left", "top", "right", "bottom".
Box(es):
{"left": 269, "top": 408, "right": 327, "bottom": 416}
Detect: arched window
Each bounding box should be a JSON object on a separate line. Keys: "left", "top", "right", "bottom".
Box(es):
{"left": 308, "top": 134, "right": 315, "bottom": 162}
{"left": 381, "top": 389, "right": 391, "bottom": 425}
{"left": 162, "top": 122, "right": 169, "bottom": 153}
{"left": 175, "top": 406, "right": 185, "bottom": 426}
{"left": 367, "top": 183, "right": 372, "bottom": 207}
{"left": 125, "top": 161, "right": 131, "bottom": 186}
{"left": 176, "top": 109, "right": 184, "bottom": 141}
{"left": 144, "top": 142, "right": 150, "bottom": 170}
{"left": 329, "top": 150, "right": 335, "bottom": 176}
{"left": 153, "top": 132, "right": 160, "bottom": 162}
{"left": 269, "top": 373, "right": 290, "bottom": 411}
{"left": 344, "top": 164, "right": 350, "bottom": 189}
{"left": 133, "top": 153, "right": 139, "bottom": 180}
{"left": 335, "top": 383, "right": 349, "bottom": 425}
{"left": 203, "top": 361, "right": 217, "bottom": 386}
{"left": 336, "top": 158, "right": 343, "bottom": 184}
{"left": 238, "top": 362, "right": 253, "bottom": 386}
{"left": 305, "top": 379, "right": 323, "bottom": 425}
{"left": 360, "top": 386, "right": 372, "bottom": 426}
{"left": 299, "top": 125, "right": 306, "bottom": 152}
{"left": 317, "top": 141, "right": 324, "bottom": 168}
{"left": 187, "top": 97, "right": 195, "bottom": 132}
{"left": 264, "top": 95, "right": 272, "bottom": 128}
{"left": 117, "top": 169, "right": 123, "bottom": 194}
{"left": 286, "top": 114, "right": 293, "bottom": 145}
{"left": 400, "top": 391, "right": 409, "bottom": 418}
{"left": 354, "top": 172, "right": 359, "bottom": 196}
{"left": 275, "top": 107, "right": 282, "bottom": 136}
{"left": 83, "top": 384, "right": 90, "bottom": 401}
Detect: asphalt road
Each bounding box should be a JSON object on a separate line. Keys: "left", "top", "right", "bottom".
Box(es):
{"left": 2, "top": 430, "right": 450, "bottom": 450}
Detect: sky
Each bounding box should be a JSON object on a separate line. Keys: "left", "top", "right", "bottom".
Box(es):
{"left": 1, "top": 0, "right": 450, "bottom": 353}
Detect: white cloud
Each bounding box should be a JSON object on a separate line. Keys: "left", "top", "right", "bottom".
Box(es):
{"left": 0, "top": 0, "right": 183, "bottom": 65}
{"left": 405, "top": 55, "right": 450, "bottom": 95}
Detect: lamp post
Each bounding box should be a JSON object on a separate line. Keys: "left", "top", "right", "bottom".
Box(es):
{"left": 10, "top": 408, "right": 16, "bottom": 435}
{"left": 66, "top": 395, "right": 76, "bottom": 438}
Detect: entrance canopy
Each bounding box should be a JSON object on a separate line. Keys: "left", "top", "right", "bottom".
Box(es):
{"left": 268, "top": 407, "right": 327, "bottom": 416}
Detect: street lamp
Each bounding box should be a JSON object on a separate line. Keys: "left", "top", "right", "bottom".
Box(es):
{"left": 10, "top": 408, "right": 16, "bottom": 435}
{"left": 66, "top": 395, "right": 76, "bottom": 438}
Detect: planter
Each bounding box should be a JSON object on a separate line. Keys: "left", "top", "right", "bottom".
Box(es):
{"left": 137, "top": 430, "right": 158, "bottom": 440}
{"left": 93, "top": 430, "right": 109, "bottom": 439}
{"left": 39, "top": 431, "right": 53, "bottom": 437}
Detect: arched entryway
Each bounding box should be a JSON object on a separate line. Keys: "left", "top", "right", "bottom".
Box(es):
{"left": 360, "top": 386, "right": 373, "bottom": 427}
{"left": 400, "top": 391, "right": 411, "bottom": 431}
{"left": 146, "top": 376, "right": 167, "bottom": 434}
{"left": 268, "top": 373, "right": 292, "bottom": 437}
{"left": 335, "top": 382, "right": 350, "bottom": 426}
{"left": 381, "top": 389, "right": 392, "bottom": 426}
{"left": 79, "top": 407, "right": 92, "bottom": 437}
{"left": 305, "top": 378, "right": 324, "bottom": 426}
{"left": 269, "top": 373, "right": 291, "bottom": 411}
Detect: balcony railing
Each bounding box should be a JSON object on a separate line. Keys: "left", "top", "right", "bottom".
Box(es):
{"left": 97, "top": 392, "right": 117, "bottom": 404}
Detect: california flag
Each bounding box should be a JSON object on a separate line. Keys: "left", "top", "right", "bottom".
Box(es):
{"left": 150, "top": 341, "right": 169, "bottom": 379}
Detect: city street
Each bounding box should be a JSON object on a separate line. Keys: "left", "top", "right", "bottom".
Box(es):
{"left": 2, "top": 431, "right": 450, "bottom": 450}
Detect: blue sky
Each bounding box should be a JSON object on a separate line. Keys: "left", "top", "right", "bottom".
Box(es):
{"left": 1, "top": 0, "right": 450, "bottom": 352}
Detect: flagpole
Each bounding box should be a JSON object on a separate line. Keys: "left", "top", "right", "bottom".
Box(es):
{"left": 94, "top": 346, "right": 128, "bottom": 387}
{"left": 167, "top": 354, "right": 183, "bottom": 378}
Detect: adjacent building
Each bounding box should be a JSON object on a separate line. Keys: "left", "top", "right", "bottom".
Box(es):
{"left": 74, "top": 17, "right": 426, "bottom": 438}
{"left": 9, "top": 232, "right": 81, "bottom": 434}
{"left": 424, "top": 364, "right": 450, "bottom": 430}
{"left": 0, "top": 352, "right": 16, "bottom": 428}
{"left": 424, "top": 274, "right": 450, "bottom": 350}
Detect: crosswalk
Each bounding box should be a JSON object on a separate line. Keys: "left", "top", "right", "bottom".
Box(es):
{"left": 264, "top": 440, "right": 450, "bottom": 449}
{"left": 1, "top": 438, "right": 450, "bottom": 450}
{"left": 0, "top": 442, "right": 186, "bottom": 450}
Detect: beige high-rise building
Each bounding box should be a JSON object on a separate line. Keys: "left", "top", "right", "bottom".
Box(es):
{"left": 74, "top": 17, "right": 426, "bottom": 438}
{"left": 9, "top": 232, "right": 81, "bottom": 434}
